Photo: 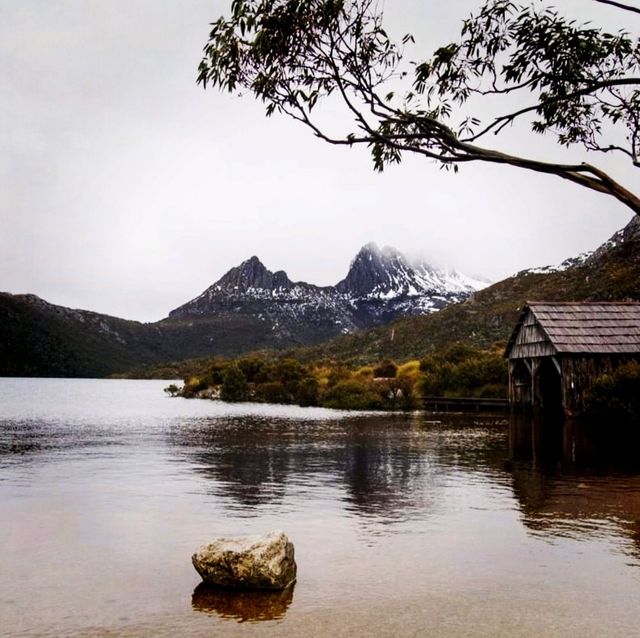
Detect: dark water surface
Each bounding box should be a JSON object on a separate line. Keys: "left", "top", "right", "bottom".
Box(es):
{"left": 1, "top": 379, "right": 640, "bottom": 637}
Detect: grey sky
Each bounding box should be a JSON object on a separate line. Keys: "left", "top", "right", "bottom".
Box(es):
{"left": 0, "top": 0, "right": 635, "bottom": 322}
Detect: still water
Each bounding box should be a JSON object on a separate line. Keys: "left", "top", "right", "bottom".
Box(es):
{"left": 1, "top": 378, "right": 640, "bottom": 637}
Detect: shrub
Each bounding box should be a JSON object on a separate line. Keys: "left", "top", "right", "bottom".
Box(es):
{"left": 373, "top": 359, "right": 397, "bottom": 378}
{"left": 354, "top": 365, "right": 374, "bottom": 379}
{"left": 584, "top": 361, "right": 640, "bottom": 423}
{"left": 476, "top": 383, "right": 507, "bottom": 399}
{"left": 327, "top": 365, "right": 352, "bottom": 387}
{"left": 208, "top": 358, "right": 228, "bottom": 385}
{"left": 255, "top": 381, "right": 291, "bottom": 404}
{"left": 441, "top": 343, "right": 478, "bottom": 365}
{"left": 295, "top": 376, "right": 320, "bottom": 407}
{"left": 182, "top": 375, "right": 209, "bottom": 397}
{"left": 321, "top": 379, "right": 383, "bottom": 410}
{"left": 374, "top": 376, "right": 417, "bottom": 410}
{"left": 397, "top": 360, "right": 421, "bottom": 382}
{"left": 220, "top": 364, "right": 249, "bottom": 402}
{"left": 237, "top": 356, "right": 268, "bottom": 383}
{"left": 416, "top": 346, "right": 507, "bottom": 398}
{"left": 163, "top": 383, "right": 181, "bottom": 397}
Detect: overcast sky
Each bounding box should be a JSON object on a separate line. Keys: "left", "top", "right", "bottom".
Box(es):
{"left": 0, "top": 0, "right": 636, "bottom": 322}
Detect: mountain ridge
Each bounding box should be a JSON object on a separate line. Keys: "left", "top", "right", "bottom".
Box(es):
{"left": 169, "top": 242, "right": 483, "bottom": 324}
{"left": 2, "top": 222, "right": 637, "bottom": 378}
{"left": 1, "top": 243, "right": 482, "bottom": 377}
{"left": 291, "top": 216, "right": 640, "bottom": 364}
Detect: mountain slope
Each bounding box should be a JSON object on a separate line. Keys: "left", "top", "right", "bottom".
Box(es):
{"left": 6, "top": 217, "right": 636, "bottom": 379}
{"left": 1, "top": 244, "right": 482, "bottom": 377}
{"left": 170, "top": 242, "right": 482, "bottom": 336}
{"left": 294, "top": 216, "right": 640, "bottom": 364}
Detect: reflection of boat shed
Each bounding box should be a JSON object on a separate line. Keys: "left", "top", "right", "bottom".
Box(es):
{"left": 504, "top": 302, "right": 640, "bottom": 415}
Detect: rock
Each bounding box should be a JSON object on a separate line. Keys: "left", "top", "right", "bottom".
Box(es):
{"left": 191, "top": 531, "right": 297, "bottom": 591}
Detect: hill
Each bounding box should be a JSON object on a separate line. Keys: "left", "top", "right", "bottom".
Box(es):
{"left": 0, "top": 244, "right": 482, "bottom": 377}
{"left": 291, "top": 216, "right": 640, "bottom": 365}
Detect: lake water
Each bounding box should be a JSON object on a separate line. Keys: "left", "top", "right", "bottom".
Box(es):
{"left": 1, "top": 378, "right": 640, "bottom": 637}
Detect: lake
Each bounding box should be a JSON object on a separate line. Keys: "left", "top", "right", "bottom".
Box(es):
{"left": 1, "top": 378, "right": 639, "bottom": 637}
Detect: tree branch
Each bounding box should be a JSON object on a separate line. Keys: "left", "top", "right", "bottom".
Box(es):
{"left": 593, "top": 0, "right": 640, "bottom": 15}
{"left": 464, "top": 77, "right": 640, "bottom": 143}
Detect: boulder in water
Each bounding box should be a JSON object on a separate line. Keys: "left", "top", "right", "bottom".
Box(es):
{"left": 192, "top": 531, "right": 296, "bottom": 591}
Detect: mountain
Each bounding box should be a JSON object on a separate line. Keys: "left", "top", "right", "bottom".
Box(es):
{"left": 293, "top": 216, "right": 640, "bottom": 364}
{"left": 168, "top": 255, "right": 358, "bottom": 341}
{"left": 1, "top": 244, "right": 483, "bottom": 377}
{"left": 170, "top": 242, "right": 484, "bottom": 330}
{"left": 6, "top": 218, "right": 637, "bottom": 379}
{"left": 335, "top": 243, "right": 487, "bottom": 317}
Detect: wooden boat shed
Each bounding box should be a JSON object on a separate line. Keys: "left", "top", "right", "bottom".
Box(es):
{"left": 504, "top": 302, "right": 640, "bottom": 415}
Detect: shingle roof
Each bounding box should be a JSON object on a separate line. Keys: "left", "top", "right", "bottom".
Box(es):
{"left": 507, "top": 302, "right": 640, "bottom": 356}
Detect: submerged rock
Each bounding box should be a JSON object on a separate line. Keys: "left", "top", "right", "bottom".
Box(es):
{"left": 192, "top": 531, "right": 297, "bottom": 591}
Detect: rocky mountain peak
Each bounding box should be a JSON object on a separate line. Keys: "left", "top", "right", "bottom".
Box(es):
{"left": 336, "top": 243, "right": 413, "bottom": 297}
{"left": 335, "top": 242, "right": 480, "bottom": 300}
{"left": 169, "top": 243, "right": 485, "bottom": 321}
{"left": 216, "top": 256, "right": 293, "bottom": 292}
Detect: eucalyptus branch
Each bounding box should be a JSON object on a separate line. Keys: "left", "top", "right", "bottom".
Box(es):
{"left": 593, "top": 0, "right": 640, "bottom": 15}
{"left": 199, "top": 0, "right": 640, "bottom": 215}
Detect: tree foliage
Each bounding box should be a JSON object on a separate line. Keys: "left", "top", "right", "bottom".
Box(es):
{"left": 584, "top": 360, "right": 640, "bottom": 422}
{"left": 220, "top": 363, "right": 250, "bottom": 401}
{"left": 199, "top": 0, "right": 640, "bottom": 213}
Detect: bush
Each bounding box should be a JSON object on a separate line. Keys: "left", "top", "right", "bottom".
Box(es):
{"left": 182, "top": 375, "right": 209, "bottom": 397}
{"left": 255, "top": 381, "right": 291, "bottom": 404}
{"left": 220, "top": 364, "right": 249, "bottom": 402}
{"left": 374, "top": 376, "right": 417, "bottom": 410}
{"left": 354, "top": 365, "right": 374, "bottom": 379}
{"left": 295, "top": 376, "right": 320, "bottom": 407}
{"left": 326, "top": 365, "right": 352, "bottom": 387}
{"left": 397, "top": 360, "right": 421, "bottom": 382}
{"left": 441, "top": 343, "right": 479, "bottom": 365}
{"left": 321, "top": 379, "right": 383, "bottom": 410}
{"left": 373, "top": 359, "right": 397, "bottom": 378}
{"left": 163, "top": 383, "right": 181, "bottom": 397}
{"left": 416, "top": 346, "right": 507, "bottom": 398}
{"left": 584, "top": 361, "right": 640, "bottom": 423}
{"left": 208, "top": 358, "right": 228, "bottom": 385}
{"left": 476, "top": 383, "right": 507, "bottom": 399}
{"left": 237, "top": 356, "right": 268, "bottom": 383}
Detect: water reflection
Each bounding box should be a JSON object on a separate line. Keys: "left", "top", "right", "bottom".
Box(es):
{"left": 3, "top": 378, "right": 640, "bottom": 637}
{"left": 167, "top": 414, "right": 510, "bottom": 530}
{"left": 172, "top": 415, "right": 421, "bottom": 520}
{"left": 191, "top": 582, "right": 294, "bottom": 622}
{"left": 508, "top": 415, "right": 640, "bottom": 560}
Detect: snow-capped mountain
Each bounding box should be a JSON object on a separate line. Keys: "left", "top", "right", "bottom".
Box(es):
{"left": 336, "top": 243, "right": 475, "bottom": 298}
{"left": 336, "top": 243, "right": 488, "bottom": 314}
{"left": 515, "top": 216, "right": 640, "bottom": 277}
{"left": 168, "top": 243, "right": 488, "bottom": 340}
{"left": 5, "top": 217, "right": 638, "bottom": 377}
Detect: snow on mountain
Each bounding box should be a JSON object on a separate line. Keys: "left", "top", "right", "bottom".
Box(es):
{"left": 336, "top": 242, "right": 488, "bottom": 300}
{"left": 514, "top": 218, "right": 640, "bottom": 278}
{"left": 516, "top": 252, "right": 592, "bottom": 277}
{"left": 168, "top": 244, "right": 487, "bottom": 340}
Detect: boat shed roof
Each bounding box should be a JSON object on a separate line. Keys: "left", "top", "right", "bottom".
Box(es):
{"left": 505, "top": 302, "right": 640, "bottom": 358}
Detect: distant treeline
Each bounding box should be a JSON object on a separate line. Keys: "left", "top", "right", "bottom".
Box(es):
{"left": 165, "top": 343, "right": 509, "bottom": 411}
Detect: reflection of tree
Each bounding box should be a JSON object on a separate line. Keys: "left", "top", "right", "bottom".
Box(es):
{"left": 168, "top": 413, "right": 510, "bottom": 525}
{"left": 168, "top": 416, "right": 294, "bottom": 507}
{"left": 338, "top": 418, "right": 434, "bottom": 520}
{"left": 508, "top": 415, "right": 640, "bottom": 560}
{"left": 192, "top": 582, "right": 294, "bottom": 622}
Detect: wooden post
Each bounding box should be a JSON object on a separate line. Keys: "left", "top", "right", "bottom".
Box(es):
{"left": 531, "top": 358, "right": 540, "bottom": 412}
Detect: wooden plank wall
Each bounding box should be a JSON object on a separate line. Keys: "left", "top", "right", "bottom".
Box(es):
{"left": 509, "top": 310, "right": 555, "bottom": 359}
